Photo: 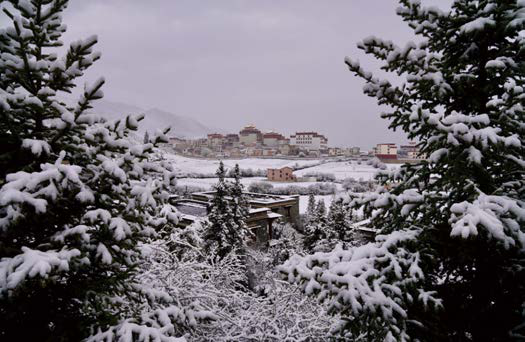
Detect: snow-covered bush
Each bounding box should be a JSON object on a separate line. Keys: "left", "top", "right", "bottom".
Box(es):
{"left": 179, "top": 168, "right": 266, "bottom": 179}
{"left": 280, "top": 1, "right": 525, "bottom": 340}
{"left": 228, "top": 167, "right": 266, "bottom": 178}
{"left": 248, "top": 181, "right": 337, "bottom": 195}
{"left": 178, "top": 171, "right": 216, "bottom": 178}
{"left": 367, "top": 157, "right": 387, "bottom": 170}
{"left": 268, "top": 221, "right": 305, "bottom": 265}
{"left": 342, "top": 177, "right": 375, "bottom": 192}
{"left": 302, "top": 171, "right": 336, "bottom": 182}
{"left": 248, "top": 181, "right": 275, "bottom": 194}
{"left": 139, "top": 236, "right": 335, "bottom": 341}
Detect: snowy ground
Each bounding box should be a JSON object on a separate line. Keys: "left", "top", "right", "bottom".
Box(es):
{"left": 165, "top": 153, "right": 399, "bottom": 181}
{"left": 294, "top": 160, "right": 387, "bottom": 181}
{"left": 168, "top": 154, "right": 396, "bottom": 215}
{"left": 164, "top": 154, "right": 321, "bottom": 175}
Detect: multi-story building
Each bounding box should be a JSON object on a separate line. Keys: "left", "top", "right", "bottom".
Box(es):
{"left": 239, "top": 125, "right": 263, "bottom": 146}
{"left": 207, "top": 133, "right": 224, "bottom": 147}
{"left": 224, "top": 133, "right": 240, "bottom": 147}
{"left": 278, "top": 144, "right": 293, "bottom": 156}
{"left": 374, "top": 143, "right": 398, "bottom": 160}
{"left": 328, "top": 147, "right": 343, "bottom": 156}
{"left": 348, "top": 146, "right": 361, "bottom": 155}
{"left": 262, "top": 132, "right": 286, "bottom": 147}
{"left": 267, "top": 167, "right": 296, "bottom": 182}
{"left": 191, "top": 138, "right": 208, "bottom": 147}
{"left": 289, "top": 132, "right": 328, "bottom": 151}
{"left": 262, "top": 148, "right": 277, "bottom": 157}
{"left": 246, "top": 147, "right": 263, "bottom": 157}
{"left": 399, "top": 142, "right": 426, "bottom": 160}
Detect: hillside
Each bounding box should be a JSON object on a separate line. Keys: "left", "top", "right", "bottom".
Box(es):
{"left": 88, "top": 100, "right": 215, "bottom": 138}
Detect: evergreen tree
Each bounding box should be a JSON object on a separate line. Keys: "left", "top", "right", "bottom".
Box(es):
{"left": 326, "top": 198, "right": 350, "bottom": 241}
{"left": 315, "top": 199, "right": 326, "bottom": 220}
{"left": 0, "top": 1, "right": 184, "bottom": 340}
{"left": 281, "top": 1, "right": 525, "bottom": 340}
{"left": 305, "top": 194, "right": 316, "bottom": 224}
{"left": 204, "top": 162, "right": 246, "bottom": 259}
{"left": 229, "top": 164, "right": 249, "bottom": 245}
{"left": 303, "top": 199, "right": 329, "bottom": 252}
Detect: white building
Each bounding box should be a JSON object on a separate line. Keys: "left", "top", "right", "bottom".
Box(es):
{"left": 262, "top": 132, "right": 286, "bottom": 147}
{"left": 239, "top": 125, "right": 262, "bottom": 146}
{"left": 290, "top": 132, "right": 328, "bottom": 151}
{"left": 375, "top": 143, "right": 397, "bottom": 155}
{"left": 400, "top": 142, "right": 426, "bottom": 160}
{"left": 207, "top": 133, "right": 224, "bottom": 147}
{"left": 374, "top": 143, "right": 398, "bottom": 160}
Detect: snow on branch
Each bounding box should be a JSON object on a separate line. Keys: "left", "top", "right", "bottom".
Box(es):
{"left": 450, "top": 193, "right": 525, "bottom": 248}
{"left": 0, "top": 247, "right": 81, "bottom": 295}
{"left": 279, "top": 229, "right": 439, "bottom": 339}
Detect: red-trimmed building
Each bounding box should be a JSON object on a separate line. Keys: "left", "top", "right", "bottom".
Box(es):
{"left": 374, "top": 143, "right": 398, "bottom": 160}
{"left": 239, "top": 125, "right": 263, "bottom": 146}
{"left": 207, "top": 133, "right": 224, "bottom": 147}
{"left": 262, "top": 132, "right": 286, "bottom": 147}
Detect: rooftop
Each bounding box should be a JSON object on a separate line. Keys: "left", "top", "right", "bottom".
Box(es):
{"left": 192, "top": 191, "right": 298, "bottom": 204}
{"left": 290, "top": 132, "right": 327, "bottom": 140}
{"left": 173, "top": 199, "right": 209, "bottom": 217}
{"left": 263, "top": 132, "right": 285, "bottom": 139}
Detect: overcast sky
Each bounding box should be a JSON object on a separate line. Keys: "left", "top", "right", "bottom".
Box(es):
{"left": 15, "top": 1, "right": 451, "bottom": 148}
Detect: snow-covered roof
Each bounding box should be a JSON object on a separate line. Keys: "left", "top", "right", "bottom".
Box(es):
{"left": 267, "top": 212, "right": 283, "bottom": 219}
{"left": 174, "top": 200, "right": 208, "bottom": 217}
{"left": 193, "top": 191, "right": 298, "bottom": 204}
{"left": 249, "top": 207, "right": 271, "bottom": 214}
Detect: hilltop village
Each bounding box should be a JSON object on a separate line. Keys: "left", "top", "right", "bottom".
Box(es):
{"left": 166, "top": 124, "right": 424, "bottom": 162}
{"left": 167, "top": 124, "right": 338, "bottom": 158}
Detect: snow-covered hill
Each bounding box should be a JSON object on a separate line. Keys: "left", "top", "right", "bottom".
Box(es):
{"left": 88, "top": 100, "right": 215, "bottom": 138}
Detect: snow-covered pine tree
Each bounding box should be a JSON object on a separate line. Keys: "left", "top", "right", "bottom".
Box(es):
{"left": 204, "top": 162, "right": 245, "bottom": 259}
{"left": 305, "top": 194, "right": 316, "bottom": 224}
{"left": 0, "top": 2, "right": 205, "bottom": 341}
{"left": 281, "top": 1, "right": 525, "bottom": 340}
{"left": 326, "top": 197, "right": 350, "bottom": 242}
{"left": 229, "top": 164, "right": 248, "bottom": 246}
{"left": 303, "top": 199, "right": 330, "bottom": 252}
{"left": 315, "top": 198, "right": 326, "bottom": 218}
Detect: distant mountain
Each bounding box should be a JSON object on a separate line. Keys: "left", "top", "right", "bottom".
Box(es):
{"left": 88, "top": 100, "right": 216, "bottom": 138}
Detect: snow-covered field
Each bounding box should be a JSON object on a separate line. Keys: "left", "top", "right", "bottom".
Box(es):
{"left": 165, "top": 153, "right": 399, "bottom": 181}
{"left": 165, "top": 154, "right": 321, "bottom": 175}
{"left": 168, "top": 154, "right": 398, "bottom": 213}
{"left": 294, "top": 161, "right": 384, "bottom": 181}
